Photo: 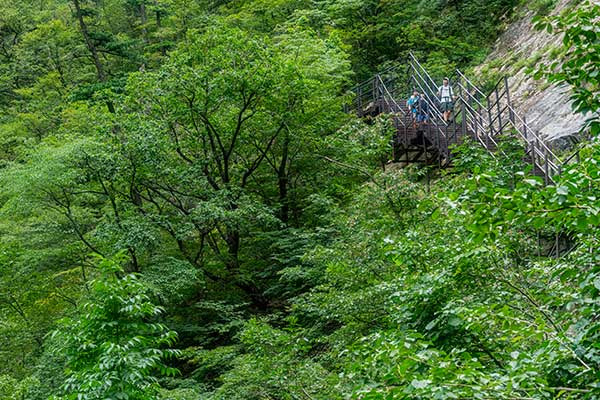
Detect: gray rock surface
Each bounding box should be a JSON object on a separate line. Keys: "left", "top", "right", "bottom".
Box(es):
{"left": 475, "top": 0, "right": 586, "bottom": 143}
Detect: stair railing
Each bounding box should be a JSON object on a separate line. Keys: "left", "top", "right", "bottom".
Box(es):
{"left": 348, "top": 54, "right": 580, "bottom": 185}
{"left": 375, "top": 74, "right": 407, "bottom": 128}
{"left": 408, "top": 75, "right": 447, "bottom": 125}
{"left": 407, "top": 54, "right": 446, "bottom": 123}
{"left": 455, "top": 69, "right": 562, "bottom": 183}
{"left": 452, "top": 76, "right": 502, "bottom": 152}
{"left": 375, "top": 71, "right": 452, "bottom": 165}
{"left": 408, "top": 53, "right": 484, "bottom": 159}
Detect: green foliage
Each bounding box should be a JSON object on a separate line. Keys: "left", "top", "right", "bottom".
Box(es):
{"left": 530, "top": 0, "right": 558, "bottom": 16}
{"left": 534, "top": 0, "right": 600, "bottom": 134}
{"left": 0, "top": 375, "right": 39, "bottom": 399}
{"left": 206, "top": 135, "right": 600, "bottom": 398}
{"left": 1, "top": 0, "right": 597, "bottom": 398}
{"left": 297, "top": 0, "right": 519, "bottom": 80}
{"left": 210, "top": 319, "right": 340, "bottom": 399}
{"left": 51, "top": 254, "right": 180, "bottom": 400}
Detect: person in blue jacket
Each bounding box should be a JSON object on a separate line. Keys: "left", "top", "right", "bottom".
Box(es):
{"left": 406, "top": 90, "right": 420, "bottom": 127}
{"left": 417, "top": 95, "right": 430, "bottom": 126}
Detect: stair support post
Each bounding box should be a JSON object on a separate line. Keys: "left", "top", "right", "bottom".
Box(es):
{"left": 373, "top": 75, "right": 378, "bottom": 107}
{"left": 495, "top": 86, "right": 503, "bottom": 135}
{"left": 487, "top": 97, "right": 495, "bottom": 138}
{"left": 544, "top": 146, "right": 550, "bottom": 185}
{"left": 357, "top": 86, "right": 362, "bottom": 117}
{"left": 405, "top": 126, "right": 409, "bottom": 165}
{"left": 524, "top": 116, "right": 532, "bottom": 168}
{"left": 444, "top": 123, "right": 450, "bottom": 165}
{"left": 461, "top": 100, "right": 467, "bottom": 142}
{"left": 484, "top": 119, "right": 490, "bottom": 150}
{"left": 505, "top": 76, "right": 515, "bottom": 127}
{"left": 474, "top": 101, "right": 480, "bottom": 138}
{"left": 533, "top": 137, "right": 539, "bottom": 175}
{"left": 422, "top": 130, "right": 428, "bottom": 164}
{"left": 435, "top": 124, "right": 441, "bottom": 167}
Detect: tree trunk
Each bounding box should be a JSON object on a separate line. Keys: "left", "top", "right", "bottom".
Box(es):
{"left": 140, "top": 1, "right": 148, "bottom": 43}
{"left": 277, "top": 132, "right": 290, "bottom": 223}
{"left": 71, "top": 0, "right": 115, "bottom": 113}
{"left": 154, "top": 0, "right": 161, "bottom": 27}
{"left": 225, "top": 230, "right": 240, "bottom": 271}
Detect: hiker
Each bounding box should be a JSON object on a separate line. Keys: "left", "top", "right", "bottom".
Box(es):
{"left": 406, "top": 90, "right": 420, "bottom": 127}
{"left": 437, "top": 77, "right": 455, "bottom": 123}
{"left": 417, "top": 95, "right": 430, "bottom": 126}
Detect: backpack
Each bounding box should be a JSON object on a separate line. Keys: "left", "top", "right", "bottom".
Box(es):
{"left": 418, "top": 97, "right": 429, "bottom": 113}
{"left": 439, "top": 85, "right": 454, "bottom": 102}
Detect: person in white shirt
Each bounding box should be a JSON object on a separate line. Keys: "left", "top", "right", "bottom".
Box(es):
{"left": 437, "top": 77, "right": 455, "bottom": 122}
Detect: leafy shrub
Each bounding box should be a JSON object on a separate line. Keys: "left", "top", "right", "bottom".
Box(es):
{"left": 51, "top": 254, "right": 180, "bottom": 400}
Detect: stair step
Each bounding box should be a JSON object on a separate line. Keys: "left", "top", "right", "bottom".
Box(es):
{"left": 353, "top": 61, "right": 561, "bottom": 186}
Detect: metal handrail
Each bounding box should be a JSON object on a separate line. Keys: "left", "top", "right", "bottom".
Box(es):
{"left": 408, "top": 53, "right": 442, "bottom": 95}
{"left": 409, "top": 53, "right": 462, "bottom": 113}
{"left": 454, "top": 71, "right": 562, "bottom": 179}
{"left": 409, "top": 63, "right": 444, "bottom": 114}
{"left": 461, "top": 102, "right": 501, "bottom": 157}
{"left": 456, "top": 71, "right": 558, "bottom": 158}
{"left": 353, "top": 64, "right": 401, "bottom": 90}
{"left": 376, "top": 75, "right": 407, "bottom": 128}
{"left": 459, "top": 88, "right": 556, "bottom": 173}
{"left": 456, "top": 82, "right": 487, "bottom": 110}
{"left": 348, "top": 53, "right": 577, "bottom": 185}
{"left": 410, "top": 75, "right": 447, "bottom": 126}
{"left": 410, "top": 64, "right": 440, "bottom": 99}
{"left": 455, "top": 69, "right": 486, "bottom": 98}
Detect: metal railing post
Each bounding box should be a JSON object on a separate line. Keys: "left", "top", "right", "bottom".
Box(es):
{"left": 405, "top": 125, "right": 409, "bottom": 165}
{"left": 505, "top": 76, "right": 515, "bottom": 126}
{"left": 423, "top": 129, "right": 428, "bottom": 164}
{"left": 524, "top": 116, "right": 531, "bottom": 166}
{"left": 374, "top": 76, "right": 379, "bottom": 112}
{"left": 487, "top": 95, "right": 495, "bottom": 137}
{"left": 533, "top": 137, "right": 539, "bottom": 174}
{"left": 544, "top": 146, "right": 550, "bottom": 185}
{"left": 477, "top": 100, "right": 483, "bottom": 138}
{"left": 357, "top": 86, "right": 363, "bottom": 117}
{"left": 495, "top": 86, "right": 503, "bottom": 135}
{"left": 461, "top": 100, "right": 467, "bottom": 140}
{"left": 444, "top": 123, "right": 449, "bottom": 161}
{"left": 436, "top": 123, "right": 442, "bottom": 167}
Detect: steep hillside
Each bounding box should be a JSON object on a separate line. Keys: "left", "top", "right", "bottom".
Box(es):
{"left": 1, "top": 0, "right": 599, "bottom": 399}
{"left": 474, "top": 0, "right": 585, "bottom": 143}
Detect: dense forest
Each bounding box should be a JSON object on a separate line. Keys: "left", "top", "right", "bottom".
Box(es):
{"left": 0, "top": 0, "right": 599, "bottom": 398}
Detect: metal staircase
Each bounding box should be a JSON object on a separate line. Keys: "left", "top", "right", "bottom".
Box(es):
{"left": 348, "top": 53, "right": 579, "bottom": 185}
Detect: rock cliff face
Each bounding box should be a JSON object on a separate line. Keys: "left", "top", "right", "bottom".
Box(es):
{"left": 474, "top": 0, "right": 585, "bottom": 144}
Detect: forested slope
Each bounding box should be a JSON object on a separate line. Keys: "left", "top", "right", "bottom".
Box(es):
{"left": 0, "top": 0, "right": 599, "bottom": 399}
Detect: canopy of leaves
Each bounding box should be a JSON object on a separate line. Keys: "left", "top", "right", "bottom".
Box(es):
{"left": 0, "top": 0, "right": 598, "bottom": 399}
{"left": 534, "top": 0, "right": 600, "bottom": 135}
